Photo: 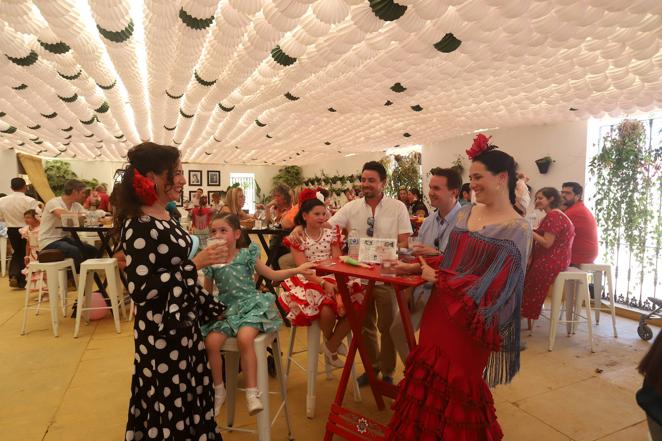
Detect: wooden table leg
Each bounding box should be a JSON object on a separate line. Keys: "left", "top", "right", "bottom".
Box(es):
{"left": 394, "top": 285, "right": 417, "bottom": 350}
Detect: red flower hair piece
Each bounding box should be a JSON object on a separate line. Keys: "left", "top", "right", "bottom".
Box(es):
{"left": 298, "top": 187, "right": 323, "bottom": 205}
{"left": 133, "top": 169, "right": 158, "bottom": 206}
{"left": 466, "top": 133, "right": 496, "bottom": 160}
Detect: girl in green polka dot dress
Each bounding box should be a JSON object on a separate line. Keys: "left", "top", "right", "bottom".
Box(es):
{"left": 201, "top": 213, "right": 313, "bottom": 416}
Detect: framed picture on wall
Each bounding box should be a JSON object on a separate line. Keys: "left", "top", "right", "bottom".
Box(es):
{"left": 207, "top": 170, "right": 221, "bottom": 187}
{"left": 176, "top": 190, "right": 183, "bottom": 207}
{"left": 188, "top": 170, "right": 202, "bottom": 186}
{"left": 208, "top": 190, "right": 223, "bottom": 203}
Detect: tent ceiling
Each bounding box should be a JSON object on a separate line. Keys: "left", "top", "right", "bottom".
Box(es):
{"left": 0, "top": 0, "right": 661, "bottom": 165}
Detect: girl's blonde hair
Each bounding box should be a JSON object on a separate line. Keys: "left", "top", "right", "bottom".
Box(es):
{"left": 225, "top": 187, "right": 244, "bottom": 215}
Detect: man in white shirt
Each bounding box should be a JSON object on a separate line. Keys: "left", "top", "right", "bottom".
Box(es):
{"left": 328, "top": 161, "right": 412, "bottom": 385}
{"left": 390, "top": 167, "right": 463, "bottom": 362}
{"left": 0, "top": 178, "right": 41, "bottom": 288}
{"left": 39, "top": 179, "right": 96, "bottom": 269}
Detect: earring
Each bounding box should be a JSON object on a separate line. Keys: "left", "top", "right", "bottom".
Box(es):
{"left": 154, "top": 183, "right": 158, "bottom": 193}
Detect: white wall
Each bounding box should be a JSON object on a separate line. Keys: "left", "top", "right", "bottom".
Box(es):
{"left": 0, "top": 149, "right": 20, "bottom": 194}
{"left": 300, "top": 151, "right": 384, "bottom": 178}
{"left": 422, "top": 120, "right": 589, "bottom": 196}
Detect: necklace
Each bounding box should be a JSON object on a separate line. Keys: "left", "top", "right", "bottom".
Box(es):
{"left": 304, "top": 227, "right": 323, "bottom": 242}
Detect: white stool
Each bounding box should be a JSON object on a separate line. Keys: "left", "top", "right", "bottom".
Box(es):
{"left": 543, "top": 270, "right": 595, "bottom": 352}
{"left": 285, "top": 321, "right": 362, "bottom": 418}
{"left": 25, "top": 269, "right": 47, "bottom": 315}
{"left": 20, "top": 258, "right": 77, "bottom": 337}
{"left": 0, "top": 236, "right": 7, "bottom": 277}
{"left": 221, "top": 332, "right": 293, "bottom": 441}
{"left": 74, "top": 258, "right": 126, "bottom": 337}
{"left": 580, "top": 263, "right": 618, "bottom": 338}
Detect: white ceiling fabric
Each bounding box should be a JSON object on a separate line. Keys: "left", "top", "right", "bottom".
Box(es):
{"left": 0, "top": 0, "right": 661, "bottom": 164}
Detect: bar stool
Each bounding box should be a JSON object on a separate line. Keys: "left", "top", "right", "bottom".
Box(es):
{"left": 220, "top": 332, "right": 293, "bottom": 441}
{"left": 542, "top": 270, "right": 595, "bottom": 352}
{"left": 0, "top": 236, "right": 7, "bottom": 277}
{"left": 74, "top": 258, "right": 126, "bottom": 337}
{"left": 285, "top": 321, "right": 362, "bottom": 418}
{"left": 580, "top": 263, "right": 618, "bottom": 338}
{"left": 20, "top": 258, "right": 77, "bottom": 337}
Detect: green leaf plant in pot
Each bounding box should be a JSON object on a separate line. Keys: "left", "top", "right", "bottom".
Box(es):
{"left": 535, "top": 156, "right": 554, "bottom": 174}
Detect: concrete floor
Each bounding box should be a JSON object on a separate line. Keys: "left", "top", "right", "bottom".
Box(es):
{"left": 0, "top": 276, "right": 657, "bottom": 441}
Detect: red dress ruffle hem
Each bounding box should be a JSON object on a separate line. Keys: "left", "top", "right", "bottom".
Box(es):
{"left": 386, "top": 271, "right": 503, "bottom": 441}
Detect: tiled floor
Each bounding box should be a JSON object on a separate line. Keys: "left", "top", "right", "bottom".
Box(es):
{"left": 0, "top": 277, "right": 657, "bottom": 441}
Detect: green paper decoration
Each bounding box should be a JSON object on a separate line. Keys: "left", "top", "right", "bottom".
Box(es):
{"left": 97, "top": 80, "right": 116, "bottom": 90}
{"left": 194, "top": 71, "right": 216, "bottom": 86}
{"left": 433, "top": 33, "right": 462, "bottom": 53}
{"left": 411, "top": 104, "right": 423, "bottom": 112}
{"left": 1, "top": 126, "right": 17, "bottom": 134}
{"left": 166, "top": 90, "right": 183, "bottom": 99}
{"left": 391, "top": 82, "right": 406, "bottom": 93}
{"left": 28, "top": 124, "right": 41, "bottom": 130}
{"left": 180, "top": 109, "right": 194, "bottom": 118}
{"left": 271, "top": 46, "right": 297, "bottom": 66}
{"left": 179, "top": 8, "right": 215, "bottom": 30}
{"left": 369, "top": 0, "right": 407, "bottom": 22}
{"left": 13, "top": 84, "right": 27, "bottom": 90}
{"left": 41, "top": 112, "right": 57, "bottom": 118}
{"left": 213, "top": 136, "right": 222, "bottom": 142}
{"left": 218, "top": 103, "right": 235, "bottom": 112}
{"left": 95, "top": 102, "right": 109, "bottom": 113}
{"left": 403, "top": 132, "right": 411, "bottom": 137}
{"left": 58, "top": 94, "right": 78, "bottom": 103}
{"left": 39, "top": 40, "right": 70, "bottom": 54}
{"left": 64, "top": 134, "right": 72, "bottom": 139}
{"left": 80, "top": 115, "right": 98, "bottom": 125}
{"left": 255, "top": 119, "right": 266, "bottom": 127}
{"left": 328, "top": 107, "right": 337, "bottom": 112}
{"left": 59, "top": 69, "right": 82, "bottom": 80}
{"left": 266, "top": 134, "right": 272, "bottom": 139}
{"left": 61, "top": 126, "right": 73, "bottom": 132}
{"left": 114, "top": 134, "right": 124, "bottom": 139}
{"left": 97, "top": 20, "right": 134, "bottom": 43}
{"left": 384, "top": 100, "right": 393, "bottom": 106}
{"left": 284, "top": 92, "right": 300, "bottom": 101}
{"left": 5, "top": 50, "right": 38, "bottom": 66}
{"left": 164, "top": 125, "right": 176, "bottom": 131}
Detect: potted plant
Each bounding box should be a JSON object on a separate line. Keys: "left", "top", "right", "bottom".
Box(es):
{"left": 450, "top": 155, "right": 464, "bottom": 176}
{"left": 535, "top": 156, "right": 554, "bottom": 174}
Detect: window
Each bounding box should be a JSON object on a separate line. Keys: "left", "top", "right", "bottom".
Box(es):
{"left": 230, "top": 172, "right": 256, "bottom": 214}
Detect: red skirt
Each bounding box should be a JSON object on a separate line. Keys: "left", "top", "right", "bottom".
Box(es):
{"left": 279, "top": 275, "right": 365, "bottom": 326}
{"left": 386, "top": 283, "right": 503, "bottom": 441}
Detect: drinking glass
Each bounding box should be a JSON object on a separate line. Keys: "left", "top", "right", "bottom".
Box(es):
{"left": 206, "top": 238, "right": 228, "bottom": 268}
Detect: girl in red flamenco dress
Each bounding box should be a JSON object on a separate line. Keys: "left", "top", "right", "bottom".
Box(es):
{"left": 279, "top": 191, "right": 365, "bottom": 367}
{"left": 387, "top": 135, "right": 532, "bottom": 441}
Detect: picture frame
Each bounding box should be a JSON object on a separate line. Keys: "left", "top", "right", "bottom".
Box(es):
{"left": 188, "top": 190, "right": 199, "bottom": 205}
{"left": 113, "top": 169, "right": 125, "bottom": 184}
{"left": 188, "top": 169, "right": 202, "bottom": 186}
{"left": 176, "top": 190, "right": 184, "bottom": 207}
{"left": 207, "top": 170, "right": 221, "bottom": 187}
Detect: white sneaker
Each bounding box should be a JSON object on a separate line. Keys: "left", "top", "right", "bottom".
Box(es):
{"left": 214, "top": 384, "right": 226, "bottom": 416}
{"left": 321, "top": 343, "right": 345, "bottom": 368}
{"left": 245, "top": 388, "right": 263, "bottom": 415}
{"left": 337, "top": 342, "right": 348, "bottom": 356}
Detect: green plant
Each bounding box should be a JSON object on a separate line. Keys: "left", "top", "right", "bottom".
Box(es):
{"left": 44, "top": 160, "right": 98, "bottom": 195}
{"left": 450, "top": 155, "right": 464, "bottom": 175}
{"left": 272, "top": 165, "right": 304, "bottom": 189}
{"left": 589, "top": 119, "right": 662, "bottom": 268}
{"left": 381, "top": 151, "right": 422, "bottom": 198}
{"left": 255, "top": 181, "right": 270, "bottom": 205}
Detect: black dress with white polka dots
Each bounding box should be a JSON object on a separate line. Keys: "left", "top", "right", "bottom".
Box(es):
{"left": 122, "top": 215, "right": 224, "bottom": 441}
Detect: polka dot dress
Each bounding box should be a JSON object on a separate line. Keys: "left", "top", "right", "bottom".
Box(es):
{"left": 122, "top": 215, "right": 224, "bottom": 441}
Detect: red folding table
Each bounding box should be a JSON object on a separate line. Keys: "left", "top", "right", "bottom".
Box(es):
{"left": 314, "top": 258, "right": 426, "bottom": 441}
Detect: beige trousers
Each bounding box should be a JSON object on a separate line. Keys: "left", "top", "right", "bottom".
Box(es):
{"left": 362, "top": 284, "right": 397, "bottom": 377}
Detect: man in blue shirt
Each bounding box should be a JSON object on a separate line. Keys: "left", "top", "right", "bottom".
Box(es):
{"left": 390, "top": 167, "right": 463, "bottom": 362}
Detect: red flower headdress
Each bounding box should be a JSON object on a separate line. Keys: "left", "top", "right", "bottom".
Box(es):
{"left": 133, "top": 169, "right": 158, "bottom": 206}
{"left": 298, "top": 187, "right": 324, "bottom": 205}
{"left": 466, "top": 133, "right": 496, "bottom": 160}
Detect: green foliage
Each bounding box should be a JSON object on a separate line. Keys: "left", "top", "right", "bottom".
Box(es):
{"left": 44, "top": 160, "right": 77, "bottom": 195}
{"left": 450, "top": 155, "right": 464, "bottom": 176}
{"left": 255, "top": 181, "right": 270, "bottom": 205}
{"left": 44, "top": 160, "right": 99, "bottom": 195}
{"left": 589, "top": 119, "right": 662, "bottom": 267}
{"left": 272, "top": 165, "right": 304, "bottom": 189}
{"left": 382, "top": 151, "right": 422, "bottom": 198}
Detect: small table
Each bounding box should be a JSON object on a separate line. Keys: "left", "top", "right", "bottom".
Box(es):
{"left": 315, "top": 258, "right": 426, "bottom": 441}
{"left": 60, "top": 225, "right": 115, "bottom": 258}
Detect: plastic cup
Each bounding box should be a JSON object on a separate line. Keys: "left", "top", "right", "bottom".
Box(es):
{"left": 380, "top": 259, "right": 398, "bottom": 276}
{"left": 207, "top": 238, "right": 228, "bottom": 268}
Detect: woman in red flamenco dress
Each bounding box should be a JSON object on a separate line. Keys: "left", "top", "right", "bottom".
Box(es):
{"left": 387, "top": 136, "right": 532, "bottom": 441}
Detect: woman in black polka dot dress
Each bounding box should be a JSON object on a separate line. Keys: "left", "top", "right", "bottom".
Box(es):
{"left": 115, "top": 143, "right": 228, "bottom": 441}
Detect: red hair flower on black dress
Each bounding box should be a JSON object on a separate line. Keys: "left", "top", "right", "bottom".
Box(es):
{"left": 466, "top": 133, "right": 496, "bottom": 160}
{"left": 133, "top": 169, "right": 158, "bottom": 206}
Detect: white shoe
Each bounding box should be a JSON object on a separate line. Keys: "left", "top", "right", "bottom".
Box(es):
{"left": 214, "top": 384, "right": 226, "bottom": 416}
{"left": 321, "top": 343, "right": 345, "bottom": 368}
{"left": 246, "top": 388, "right": 263, "bottom": 415}
{"left": 337, "top": 342, "right": 348, "bottom": 356}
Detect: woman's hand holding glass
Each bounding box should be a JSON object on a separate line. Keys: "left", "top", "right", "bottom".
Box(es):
{"left": 193, "top": 238, "right": 228, "bottom": 268}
